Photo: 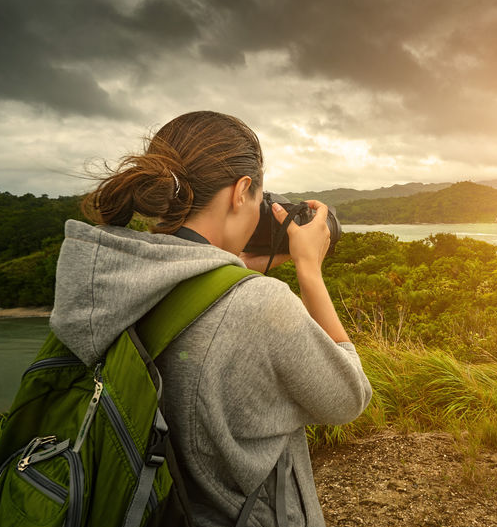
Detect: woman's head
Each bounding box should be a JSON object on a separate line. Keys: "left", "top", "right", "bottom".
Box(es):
{"left": 82, "top": 111, "right": 264, "bottom": 233}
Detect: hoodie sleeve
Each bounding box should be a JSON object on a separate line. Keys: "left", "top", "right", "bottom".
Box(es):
{"left": 209, "top": 276, "right": 372, "bottom": 437}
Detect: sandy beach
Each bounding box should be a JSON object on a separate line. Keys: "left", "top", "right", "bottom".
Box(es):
{"left": 0, "top": 307, "right": 52, "bottom": 318}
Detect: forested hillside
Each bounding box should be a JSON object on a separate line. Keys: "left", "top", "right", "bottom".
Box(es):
{"left": 271, "top": 230, "right": 497, "bottom": 360}
{"left": 2, "top": 184, "right": 497, "bottom": 320}
{"left": 283, "top": 179, "right": 497, "bottom": 207}
{"left": 335, "top": 182, "right": 497, "bottom": 224}
{"left": 0, "top": 192, "right": 83, "bottom": 263}
{"left": 283, "top": 181, "right": 451, "bottom": 205}
{"left": 0, "top": 192, "right": 85, "bottom": 306}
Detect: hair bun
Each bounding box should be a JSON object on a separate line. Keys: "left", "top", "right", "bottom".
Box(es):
{"left": 82, "top": 111, "right": 262, "bottom": 232}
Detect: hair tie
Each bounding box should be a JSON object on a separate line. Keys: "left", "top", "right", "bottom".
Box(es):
{"left": 171, "top": 171, "right": 181, "bottom": 198}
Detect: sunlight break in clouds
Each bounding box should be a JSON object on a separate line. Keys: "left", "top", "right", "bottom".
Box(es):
{"left": 292, "top": 125, "right": 398, "bottom": 170}
{"left": 1, "top": 0, "right": 497, "bottom": 196}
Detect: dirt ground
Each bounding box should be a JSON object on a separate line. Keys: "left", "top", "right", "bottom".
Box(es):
{"left": 311, "top": 432, "right": 497, "bottom": 527}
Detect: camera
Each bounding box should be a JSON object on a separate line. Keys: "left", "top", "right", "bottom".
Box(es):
{"left": 244, "top": 191, "right": 342, "bottom": 257}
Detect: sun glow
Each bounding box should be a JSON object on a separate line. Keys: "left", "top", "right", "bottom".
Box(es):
{"left": 292, "top": 125, "right": 397, "bottom": 169}
{"left": 420, "top": 155, "right": 441, "bottom": 166}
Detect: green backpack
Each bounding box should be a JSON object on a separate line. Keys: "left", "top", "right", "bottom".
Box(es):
{"left": 0, "top": 265, "right": 260, "bottom": 527}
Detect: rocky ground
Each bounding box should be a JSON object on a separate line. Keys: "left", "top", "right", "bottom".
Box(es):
{"left": 312, "top": 432, "right": 497, "bottom": 527}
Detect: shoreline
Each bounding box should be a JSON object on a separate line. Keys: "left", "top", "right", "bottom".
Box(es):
{"left": 0, "top": 307, "right": 52, "bottom": 318}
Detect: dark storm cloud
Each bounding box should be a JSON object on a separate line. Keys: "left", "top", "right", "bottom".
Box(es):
{"left": 199, "top": 0, "right": 497, "bottom": 135}
{"left": 197, "top": 0, "right": 437, "bottom": 89}
{"left": 2, "top": 0, "right": 496, "bottom": 133}
{"left": 0, "top": 0, "right": 200, "bottom": 117}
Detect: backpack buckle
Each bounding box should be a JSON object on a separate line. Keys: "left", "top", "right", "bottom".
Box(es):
{"left": 145, "top": 409, "right": 169, "bottom": 467}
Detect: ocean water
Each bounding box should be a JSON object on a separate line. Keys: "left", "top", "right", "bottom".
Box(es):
{"left": 342, "top": 223, "right": 497, "bottom": 244}
{"left": 0, "top": 317, "right": 50, "bottom": 411}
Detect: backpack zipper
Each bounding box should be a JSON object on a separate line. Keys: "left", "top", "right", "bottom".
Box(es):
{"left": 7, "top": 443, "right": 83, "bottom": 526}
{"left": 18, "top": 465, "right": 68, "bottom": 505}
{"left": 101, "top": 388, "right": 142, "bottom": 474}
{"left": 19, "top": 358, "right": 159, "bottom": 512}
{"left": 23, "top": 356, "right": 83, "bottom": 377}
{"left": 100, "top": 387, "right": 159, "bottom": 509}
{"left": 65, "top": 449, "right": 84, "bottom": 527}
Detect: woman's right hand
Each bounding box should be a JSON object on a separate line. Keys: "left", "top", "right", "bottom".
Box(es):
{"left": 272, "top": 199, "right": 349, "bottom": 342}
{"left": 271, "top": 200, "right": 330, "bottom": 273}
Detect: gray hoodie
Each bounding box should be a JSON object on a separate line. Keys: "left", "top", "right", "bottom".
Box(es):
{"left": 51, "top": 219, "right": 372, "bottom": 527}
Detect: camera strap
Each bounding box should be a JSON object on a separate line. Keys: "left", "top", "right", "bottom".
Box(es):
{"left": 264, "top": 203, "right": 309, "bottom": 275}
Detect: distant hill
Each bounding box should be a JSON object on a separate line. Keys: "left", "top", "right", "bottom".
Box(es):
{"left": 335, "top": 182, "right": 497, "bottom": 224}
{"left": 282, "top": 179, "right": 497, "bottom": 206}
{"left": 282, "top": 182, "right": 452, "bottom": 206}
{"left": 476, "top": 178, "right": 497, "bottom": 189}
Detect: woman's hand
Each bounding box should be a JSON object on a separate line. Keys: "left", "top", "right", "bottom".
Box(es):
{"left": 239, "top": 252, "right": 291, "bottom": 273}
{"left": 271, "top": 200, "right": 330, "bottom": 274}
{"left": 271, "top": 199, "right": 350, "bottom": 342}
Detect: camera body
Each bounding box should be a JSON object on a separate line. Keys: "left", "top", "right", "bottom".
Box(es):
{"left": 244, "top": 191, "right": 342, "bottom": 255}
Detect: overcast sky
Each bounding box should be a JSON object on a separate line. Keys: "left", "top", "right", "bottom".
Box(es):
{"left": 1, "top": 0, "right": 497, "bottom": 197}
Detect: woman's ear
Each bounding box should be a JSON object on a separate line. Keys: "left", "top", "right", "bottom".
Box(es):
{"left": 231, "top": 176, "right": 253, "bottom": 211}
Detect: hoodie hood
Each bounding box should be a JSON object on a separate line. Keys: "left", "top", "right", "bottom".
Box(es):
{"left": 50, "top": 219, "right": 245, "bottom": 366}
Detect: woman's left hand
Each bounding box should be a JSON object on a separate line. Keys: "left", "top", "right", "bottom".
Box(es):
{"left": 239, "top": 252, "right": 291, "bottom": 273}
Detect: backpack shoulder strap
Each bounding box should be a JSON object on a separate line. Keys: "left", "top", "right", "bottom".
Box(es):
{"left": 136, "top": 265, "right": 261, "bottom": 361}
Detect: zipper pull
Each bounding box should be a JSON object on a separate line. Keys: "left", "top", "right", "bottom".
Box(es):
{"left": 18, "top": 439, "right": 71, "bottom": 470}
{"left": 92, "top": 362, "right": 103, "bottom": 403}
{"left": 92, "top": 377, "right": 103, "bottom": 404}
{"left": 73, "top": 363, "right": 103, "bottom": 453}
{"left": 94, "top": 363, "right": 102, "bottom": 384}
{"left": 17, "top": 435, "right": 57, "bottom": 471}
{"left": 39, "top": 435, "right": 57, "bottom": 445}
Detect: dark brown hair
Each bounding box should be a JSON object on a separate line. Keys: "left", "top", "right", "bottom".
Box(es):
{"left": 82, "top": 111, "right": 264, "bottom": 233}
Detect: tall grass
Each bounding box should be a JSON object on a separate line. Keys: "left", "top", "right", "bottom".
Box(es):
{"left": 307, "top": 333, "right": 497, "bottom": 453}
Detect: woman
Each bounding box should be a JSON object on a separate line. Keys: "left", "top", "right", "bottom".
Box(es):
{"left": 50, "top": 110, "right": 372, "bottom": 526}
